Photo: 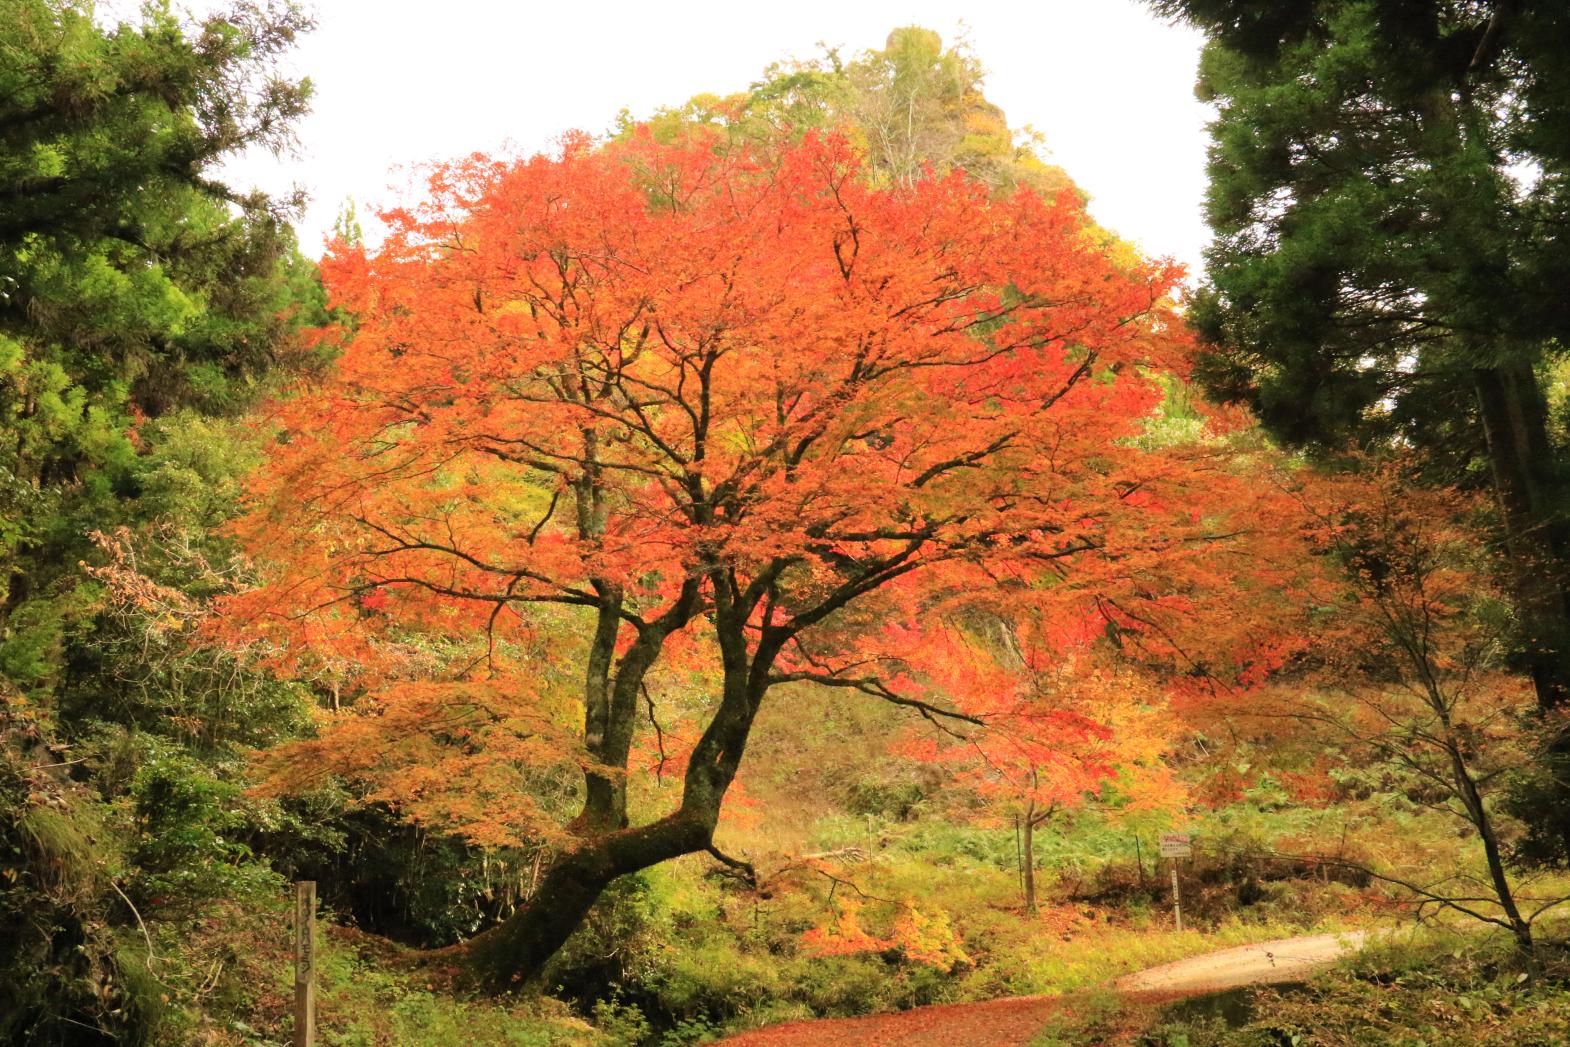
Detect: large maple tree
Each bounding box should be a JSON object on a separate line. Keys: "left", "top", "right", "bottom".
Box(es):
{"left": 223, "top": 129, "right": 1300, "bottom": 983}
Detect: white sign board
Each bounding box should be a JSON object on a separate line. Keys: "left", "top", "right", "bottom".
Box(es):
{"left": 1158, "top": 832, "right": 1192, "bottom": 858}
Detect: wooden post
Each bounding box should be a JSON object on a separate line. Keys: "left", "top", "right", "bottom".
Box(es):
{"left": 294, "top": 880, "right": 316, "bottom": 1047}
{"left": 1158, "top": 832, "right": 1191, "bottom": 933}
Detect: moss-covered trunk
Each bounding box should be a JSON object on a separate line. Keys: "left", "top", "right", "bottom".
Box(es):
{"left": 463, "top": 596, "right": 771, "bottom": 989}
{"left": 461, "top": 813, "right": 712, "bottom": 991}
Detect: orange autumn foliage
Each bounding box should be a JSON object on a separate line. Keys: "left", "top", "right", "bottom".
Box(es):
{"left": 881, "top": 618, "right": 1183, "bottom": 825}
{"left": 214, "top": 126, "right": 1343, "bottom": 871}
{"left": 800, "top": 895, "right": 970, "bottom": 969}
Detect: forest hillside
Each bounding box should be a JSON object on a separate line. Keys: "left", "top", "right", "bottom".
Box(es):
{"left": 4, "top": 4, "right": 1570, "bottom": 1045}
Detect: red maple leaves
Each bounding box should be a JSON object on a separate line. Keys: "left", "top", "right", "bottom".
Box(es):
{"left": 216, "top": 127, "right": 1337, "bottom": 860}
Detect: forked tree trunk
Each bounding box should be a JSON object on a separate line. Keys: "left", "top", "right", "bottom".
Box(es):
{"left": 461, "top": 614, "right": 769, "bottom": 989}
{"left": 462, "top": 813, "right": 711, "bottom": 990}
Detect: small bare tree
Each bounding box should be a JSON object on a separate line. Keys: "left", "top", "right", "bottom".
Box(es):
{"left": 1278, "top": 472, "right": 1570, "bottom": 962}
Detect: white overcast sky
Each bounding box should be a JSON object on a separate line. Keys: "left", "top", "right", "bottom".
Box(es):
{"left": 126, "top": 0, "right": 1215, "bottom": 274}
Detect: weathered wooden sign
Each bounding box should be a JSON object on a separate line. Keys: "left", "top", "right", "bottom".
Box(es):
{"left": 1156, "top": 834, "right": 1191, "bottom": 932}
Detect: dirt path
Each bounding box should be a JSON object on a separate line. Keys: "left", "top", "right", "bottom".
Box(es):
{"left": 716, "top": 992, "right": 1091, "bottom": 1047}
{"left": 717, "top": 931, "right": 1369, "bottom": 1046}
{"left": 1113, "top": 931, "right": 1368, "bottom": 994}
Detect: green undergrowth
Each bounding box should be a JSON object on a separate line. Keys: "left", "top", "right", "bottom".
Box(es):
{"left": 548, "top": 827, "right": 1359, "bottom": 1044}
{"left": 1026, "top": 989, "right": 1150, "bottom": 1047}
{"left": 1017, "top": 925, "right": 1570, "bottom": 1047}
{"left": 312, "top": 943, "right": 596, "bottom": 1047}
{"left": 125, "top": 794, "right": 1568, "bottom": 1047}
{"left": 7, "top": 683, "right": 1485, "bottom": 1045}
{"left": 531, "top": 708, "right": 1424, "bottom": 1044}
{"left": 144, "top": 893, "right": 599, "bottom": 1046}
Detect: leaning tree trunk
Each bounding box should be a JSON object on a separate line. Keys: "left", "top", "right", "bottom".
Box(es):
{"left": 461, "top": 637, "right": 767, "bottom": 989}
{"left": 1437, "top": 702, "right": 1536, "bottom": 961}
{"left": 462, "top": 811, "right": 712, "bottom": 989}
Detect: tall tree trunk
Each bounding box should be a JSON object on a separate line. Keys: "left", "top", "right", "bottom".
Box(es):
{"left": 1428, "top": 84, "right": 1570, "bottom": 711}
{"left": 1475, "top": 363, "right": 1570, "bottom": 711}
{"left": 1475, "top": 364, "right": 1570, "bottom": 863}
{"left": 1022, "top": 802, "right": 1037, "bottom": 913}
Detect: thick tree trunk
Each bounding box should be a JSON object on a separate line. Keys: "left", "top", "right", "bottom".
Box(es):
{"left": 1474, "top": 363, "right": 1570, "bottom": 710}
{"left": 1475, "top": 364, "right": 1570, "bottom": 863}
{"left": 462, "top": 604, "right": 769, "bottom": 990}
{"left": 462, "top": 812, "right": 712, "bottom": 991}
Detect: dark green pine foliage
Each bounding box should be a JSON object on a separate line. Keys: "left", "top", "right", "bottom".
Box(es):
{"left": 0, "top": 4, "right": 327, "bottom": 1042}
{"left": 0, "top": 0, "right": 321, "bottom": 696}
{"left": 1149, "top": 2, "right": 1570, "bottom": 726}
